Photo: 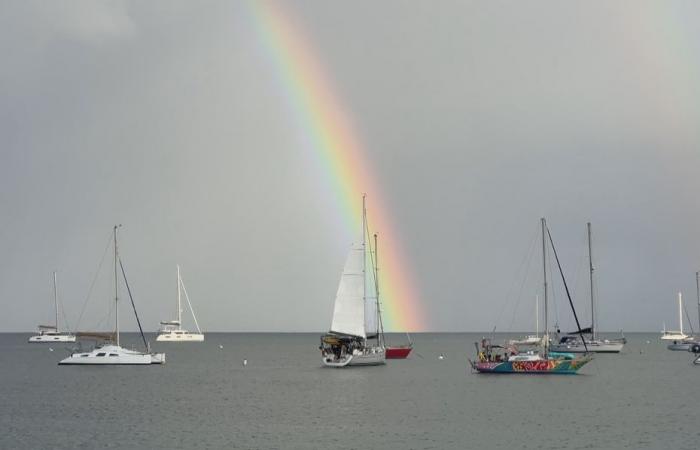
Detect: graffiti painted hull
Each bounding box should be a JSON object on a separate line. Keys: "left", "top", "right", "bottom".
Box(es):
{"left": 470, "top": 356, "right": 592, "bottom": 374}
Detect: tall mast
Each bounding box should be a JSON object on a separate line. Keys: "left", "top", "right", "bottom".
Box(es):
{"left": 177, "top": 264, "right": 182, "bottom": 330}
{"left": 374, "top": 232, "right": 383, "bottom": 344}
{"left": 362, "top": 194, "right": 367, "bottom": 342}
{"left": 679, "top": 292, "right": 683, "bottom": 335}
{"left": 541, "top": 218, "right": 548, "bottom": 356}
{"left": 535, "top": 294, "right": 539, "bottom": 338}
{"left": 696, "top": 272, "right": 699, "bottom": 335}
{"left": 53, "top": 271, "right": 59, "bottom": 332}
{"left": 114, "top": 225, "right": 120, "bottom": 347}
{"left": 587, "top": 222, "right": 595, "bottom": 339}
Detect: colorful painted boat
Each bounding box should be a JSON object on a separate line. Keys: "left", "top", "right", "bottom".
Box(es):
{"left": 470, "top": 354, "right": 592, "bottom": 374}
{"left": 470, "top": 218, "right": 594, "bottom": 375}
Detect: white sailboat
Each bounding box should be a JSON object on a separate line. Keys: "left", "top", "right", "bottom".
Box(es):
{"left": 551, "top": 222, "right": 625, "bottom": 353}
{"left": 509, "top": 295, "right": 543, "bottom": 346}
{"left": 660, "top": 292, "right": 689, "bottom": 341}
{"left": 320, "top": 195, "right": 385, "bottom": 367}
{"left": 156, "top": 265, "right": 203, "bottom": 342}
{"left": 29, "top": 272, "right": 76, "bottom": 343}
{"left": 59, "top": 225, "right": 165, "bottom": 365}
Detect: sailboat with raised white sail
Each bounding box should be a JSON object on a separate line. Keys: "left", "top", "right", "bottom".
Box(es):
{"left": 661, "top": 292, "right": 689, "bottom": 341}
{"left": 29, "top": 272, "right": 76, "bottom": 343}
{"left": 157, "top": 265, "right": 203, "bottom": 342}
{"left": 320, "top": 195, "right": 385, "bottom": 367}
{"left": 59, "top": 225, "right": 164, "bottom": 365}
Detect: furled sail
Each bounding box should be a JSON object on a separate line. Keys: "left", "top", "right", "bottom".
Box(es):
{"left": 329, "top": 244, "right": 366, "bottom": 338}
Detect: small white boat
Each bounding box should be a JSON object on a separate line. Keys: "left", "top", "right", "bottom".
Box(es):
{"left": 661, "top": 293, "right": 689, "bottom": 341}
{"left": 59, "top": 226, "right": 164, "bottom": 366}
{"left": 156, "top": 265, "right": 204, "bottom": 342}
{"left": 320, "top": 195, "right": 385, "bottom": 368}
{"left": 29, "top": 272, "right": 76, "bottom": 343}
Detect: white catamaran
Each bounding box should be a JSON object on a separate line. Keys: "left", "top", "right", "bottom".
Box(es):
{"left": 29, "top": 272, "right": 76, "bottom": 343}
{"left": 156, "top": 265, "right": 203, "bottom": 342}
{"left": 320, "top": 195, "right": 385, "bottom": 367}
{"left": 59, "top": 226, "right": 165, "bottom": 365}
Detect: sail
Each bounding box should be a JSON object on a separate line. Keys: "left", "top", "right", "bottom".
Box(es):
{"left": 329, "top": 244, "right": 366, "bottom": 338}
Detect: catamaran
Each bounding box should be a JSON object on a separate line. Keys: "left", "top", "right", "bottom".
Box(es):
{"left": 156, "top": 265, "right": 203, "bottom": 342}
{"left": 320, "top": 195, "right": 385, "bottom": 367}
{"left": 59, "top": 225, "right": 164, "bottom": 365}
{"left": 28, "top": 272, "right": 76, "bottom": 343}
{"left": 551, "top": 223, "right": 625, "bottom": 353}
{"left": 469, "top": 218, "right": 593, "bottom": 374}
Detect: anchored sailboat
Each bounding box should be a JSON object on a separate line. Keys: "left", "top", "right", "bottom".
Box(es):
{"left": 29, "top": 272, "right": 76, "bottom": 343}
{"left": 661, "top": 292, "right": 689, "bottom": 341}
{"left": 551, "top": 223, "right": 625, "bottom": 353}
{"left": 509, "top": 295, "right": 543, "bottom": 347}
{"left": 156, "top": 265, "right": 203, "bottom": 342}
{"left": 320, "top": 195, "right": 385, "bottom": 367}
{"left": 469, "top": 218, "right": 593, "bottom": 374}
{"left": 59, "top": 226, "right": 164, "bottom": 365}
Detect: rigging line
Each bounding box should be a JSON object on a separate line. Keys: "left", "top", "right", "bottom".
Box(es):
{"left": 682, "top": 298, "right": 695, "bottom": 335}
{"left": 546, "top": 226, "right": 588, "bottom": 352}
{"left": 178, "top": 276, "right": 202, "bottom": 334}
{"left": 73, "top": 231, "right": 113, "bottom": 333}
{"left": 494, "top": 222, "right": 540, "bottom": 329}
{"left": 548, "top": 244, "right": 560, "bottom": 331}
{"left": 118, "top": 258, "right": 148, "bottom": 351}
{"left": 506, "top": 229, "right": 539, "bottom": 333}
{"left": 364, "top": 207, "right": 381, "bottom": 337}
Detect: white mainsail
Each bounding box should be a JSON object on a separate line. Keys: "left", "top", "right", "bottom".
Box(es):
{"left": 330, "top": 243, "right": 366, "bottom": 338}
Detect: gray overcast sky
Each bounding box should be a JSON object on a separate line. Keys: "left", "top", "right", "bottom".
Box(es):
{"left": 2, "top": 1, "right": 700, "bottom": 332}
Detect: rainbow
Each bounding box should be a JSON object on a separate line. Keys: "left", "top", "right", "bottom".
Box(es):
{"left": 246, "top": 1, "right": 425, "bottom": 331}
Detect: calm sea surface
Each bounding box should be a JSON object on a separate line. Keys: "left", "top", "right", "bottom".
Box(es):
{"left": 1, "top": 332, "right": 698, "bottom": 449}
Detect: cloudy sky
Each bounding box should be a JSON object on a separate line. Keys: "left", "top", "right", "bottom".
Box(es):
{"left": 2, "top": 1, "right": 700, "bottom": 332}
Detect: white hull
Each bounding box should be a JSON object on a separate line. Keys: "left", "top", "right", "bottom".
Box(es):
{"left": 59, "top": 345, "right": 165, "bottom": 365}
{"left": 156, "top": 331, "right": 204, "bottom": 342}
{"left": 550, "top": 340, "right": 624, "bottom": 353}
{"left": 29, "top": 333, "right": 76, "bottom": 343}
{"left": 322, "top": 346, "right": 386, "bottom": 367}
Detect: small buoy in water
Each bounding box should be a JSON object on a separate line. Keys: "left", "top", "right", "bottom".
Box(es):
{"left": 438, "top": 353, "right": 445, "bottom": 360}
{"left": 646, "top": 340, "right": 651, "bottom": 344}
{"left": 243, "top": 359, "right": 247, "bottom": 366}
{"left": 219, "top": 344, "right": 224, "bottom": 349}
{"left": 49, "top": 348, "right": 54, "bottom": 352}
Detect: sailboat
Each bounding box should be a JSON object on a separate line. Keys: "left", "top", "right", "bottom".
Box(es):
{"left": 385, "top": 333, "right": 413, "bottom": 359}
{"left": 666, "top": 274, "right": 700, "bottom": 350}
{"left": 660, "top": 292, "right": 689, "bottom": 342}
{"left": 509, "top": 295, "right": 543, "bottom": 347}
{"left": 551, "top": 223, "right": 625, "bottom": 353}
{"left": 469, "top": 218, "right": 593, "bottom": 374}
{"left": 320, "top": 195, "right": 385, "bottom": 367}
{"left": 29, "top": 272, "right": 76, "bottom": 343}
{"left": 156, "top": 265, "right": 204, "bottom": 342}
{"left": 59, "top": 225, "right": 165, "bottom": 365}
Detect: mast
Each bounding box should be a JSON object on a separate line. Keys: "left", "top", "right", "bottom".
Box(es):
{"left": 374, "top": 232, "right": 384, "bottom": 345}
{"left": 114, "top": 225, "right": 120, "bottom": 347}
{"left": 587, "top": 222, "right": 595, "bottom": 339}
{"left": 679, "top": 292, "right": 683, "bottom": 336}
{"left": 541, "top": 218, "right": 548, "bottom": 356}
{"left": 535, "top": 295, "right": 539, "bottom": 338}
{"left": 696, "top": 272, "right": 699, "bottom": 335}
{"left": 362, "top": 194, "right": 367, "bottom": 343}
{"left": 53, "top": 271, "right": 59, "bottom": 332}
{"left": 177, "top": 264, "right": 182, "bottom": 330}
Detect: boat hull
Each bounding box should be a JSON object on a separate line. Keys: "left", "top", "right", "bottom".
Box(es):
{"left": 58, "top": 345, "right": 165, "bottom": 365}
{"left": 470, "top": 356, "right": 592, "bottom": 374}
{"left": 28, "top": 334, "right": 76, "bottom": 343}
{"left": 322, "top": 346, "right": 386, "bottom": 367}
{"left": 385, "top": 346, "right": 412, "bottom": 359}
{"left": 156, "top": 332, "right": 204, "bottom": 342}
{"left": 550, "top": 341, "right": 624, "bottom": 353}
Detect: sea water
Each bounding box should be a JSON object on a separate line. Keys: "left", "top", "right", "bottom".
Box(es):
{"left": 1, "top": 333, "right": 698, "bottom": 450}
